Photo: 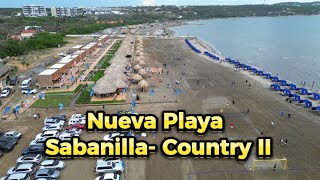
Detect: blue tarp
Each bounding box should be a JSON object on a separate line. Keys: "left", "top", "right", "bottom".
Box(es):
{"left": 185, "top": 39, "right": 201, "bottom": 54}
{"left": 265, "top": 73, "right": 272, "bottom": 79}
{"left": 288, "top": 83, "right": 297, "bottom": 90}
{"left": 279, "top": 80, "right": 287, "bottom": 86}
{"left": 281, "top": 89, "right": 291, "bottom": 96}
{"left": 299, "top": 88, "right": 308, "bottom": 95}
{"left": 271, "top": 84, "right": 281, "bottom": 91}
{"left": 204, "top": 51, "right": 220, "bottom": 60}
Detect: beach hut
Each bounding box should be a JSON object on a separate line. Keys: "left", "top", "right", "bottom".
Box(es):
{"left": 272, "top": 76, "right": 279, "bottom": 82}
{"left": 279, "top": 80, "right": 287, "bottom": 86}
{"left": 280, "top": 89, "right": 291, "bottom": 96}
{"left": 114, "top": 79, "right": 127, "bottom": 90}
{"left": 290, "top": 94, "right": 301, "bottom": 101}
{"left": 139, "top": 60, "right": 146, "bottom": 66}
{"left": 138, "top": 69, "right": 147, "bottom": 76}
{"left": 299, "top": 88, "right": 308, "bottom": 95}
{"left": 132, "top": 74, "right": 143, "bottom": 82}
{"left": 271, "top": 84, "right": 281, "bottom": 91}
{"left": 287, "top": 83, "right": 297, "bottom": 90}
{"left": 310, "top": 93, "right": 320, "bottom": 100}
{"left": 138, "top": 80, "right": 149, "bottom": 91}
{"left": 92, "top": 78, "right": 117, "bottom": 97}
{"left": 299, "top": 100, "right": 312, "bottom": 108}
{"left": 133, "top": 64, "right": 142, "bottom": 71}
{"left": 264, "top": 73, "right": 272, "bottom": 79}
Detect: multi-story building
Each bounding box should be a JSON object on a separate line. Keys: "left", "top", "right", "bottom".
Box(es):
{"left": 51, "top": 7, "right": 82, "bottom": 17}
{"left": 22, "top": 5, "right": 47, "bottom": 17}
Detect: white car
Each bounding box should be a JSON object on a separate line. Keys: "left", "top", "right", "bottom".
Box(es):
{"left": 35, "top": 130, "right": 59, "bottom": 140}
{"left": 29, "top": 137, "right": 47, "bottom": 146}
{"left": 68, "top": 118, "right": 86, "bottom": 125}
{"left": 71, "top": 114, "right": 86, "bottom": 120}
{"left": 21, "top": 89, "right": 37, "bottom": 94}
{"left": 96, "top": 157, "right": 122, "bottom": 165}
{"left": 7, "top": 163, "right": 37, "bottom": 175}
{"left": 0, "top": 90, "right": 10, "bottom": 98}
{"left": 39, "top": 160, "right": 65, "bottom": 170}
{"left": 95, "top": 162, "right": 124, "bottom": 175}
{"left": 21, "top": 78, "right": 32, "bottom": 86}
{"left": 62, "top": 128, "right": 82, "bottom": 136}
{"left": 4, "top": 131, "right": 22, "bottom": 139}
{"left": 16, "top": 154, "right": 43, "bottom": 165}
{"left": 59, "top": 133, "right": 79, "bottom": 141}
{"left": 95, "top": 173, "right": 120, "bottom": 180}
{"left": 103, "top": 132, "right": 125, "bottom": 141}
{"left": 0, "top": 173, "right": 31, "bottom": 180}
{"left": 44, "top": 118, "right": 65, "bottom": 126}
{"left": 42, "top": 124, "right": 63, "bottom": 132}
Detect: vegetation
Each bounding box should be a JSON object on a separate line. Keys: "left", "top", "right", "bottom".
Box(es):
{"left": 31, "top": 84, "right": 82, "bottom": 108}
{"left": 0, "top": 32, "right": 66, "bottom": 58}
{"left": 90, "top": 70, "right": 104, "bottom": 81}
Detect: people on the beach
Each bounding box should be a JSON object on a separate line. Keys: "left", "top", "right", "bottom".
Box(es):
{"left": 232, "top": 99, "right": 235, "bottom": 105}
{"left": 273, "top": 164, "right": 277, "bottom": 171}
{"left": 271, "top": 120, "right": 275, "bottom": 126}
{"left": 288, "top": 113, "right": 291, "bottom": 119}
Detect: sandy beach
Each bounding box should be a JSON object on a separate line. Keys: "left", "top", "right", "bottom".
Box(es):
{"left": 0, "top": 36, "right": 319, "bottom": 180}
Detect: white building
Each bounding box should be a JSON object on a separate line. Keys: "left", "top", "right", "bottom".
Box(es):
{"left": 22, "top": 5, "right": 47, "bottom": 17}
{"left": 51, "top": 7, "right": 82, "bottom": 17}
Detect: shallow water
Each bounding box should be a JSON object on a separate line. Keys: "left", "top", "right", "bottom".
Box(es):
{"left": 171, "top": 15, "right": 320, "bottom": 91}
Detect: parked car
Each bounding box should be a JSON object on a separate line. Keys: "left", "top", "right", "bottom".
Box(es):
{"left": 68, "top": 119, "right": 85, "bottom": 125}
{"left": 59, "top": 133, "right": 79, "bottom": 141}
{"left": 1, "top": 90, "right": 10, "bottom": 98}
{"left": 9, "top": 76, "right": 17, "bottom": 85}
{"left": 42, "top": 124, "right": 63, "bottom": 132}
{"left": 0, "top": 149, "right": 3, "bottom": 158}
{"left": 21, "top": 78, "right": 32, "bottom": 86}
{"left": 95, "top": 162, "right": 124, "bottom": 175}
{"left": 0, "top": 132, "right": 3, "bottom": 136}
{"left": 34, "top": 169, "right": 60, "bottom": 179}
{"left": 65, "top": 124, "right": 85, "bottom": 130}
{"left": 17, "top": 154, "right": 43, "bottom": 165}
{"left": 62, "top": 128, "right": 82, "bottom": 135}
{"left": 49, "top": 115, "right": 66, "bottom": 121}
{"left": 29, "top": 137, "right": 47, "bottom": 146}
{"left": 0, "top": 139, "right": 17, "bottom": 152}
{"left": 4, "top": 131, "right": 22, "bottom": 139}
{"left": 0, "top": 136, "right": 19, "bottom": 143}
{"left": 22, "top": 145, "right": 44, "bottom": 156}
{"left": 3, "top": 86, "right": 13, "bottom": 93}
{"left": 103, "top": 133, "right": 125, "bottom": 141}
{"left": 35, "top": 130, "right": 59, "bottom": 140}
{"left": 21, "top": 89, "right": 37, "bottom": 94}
{"left": 95, "top": 173, "right": 120, "bottom": 180}
{"left": 39, "top": 160, "right": 65, "bottom": 170}
{"left": 44, "top": 118, "right": 65, "bottom": 127}
{"left": 0, "top": 173, "right": 31, "bottom": 180}
{"left": 7, "top": 163, "right": 37, "bottom": 175}
{"left": 70, "top": 114, "right": 85, "bottom": 120}
{"left": 96, "top": 157, "right": 122, "bottom": 165}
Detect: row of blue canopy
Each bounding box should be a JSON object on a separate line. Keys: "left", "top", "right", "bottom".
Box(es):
{"left": 204, "top": 51, "right": 220, "bottom": 60}
{"left": 185, "top": 39, "right": 201, "bottom": 54}
{"left": 224, "top": 57, "right": 319, "bottom": 111}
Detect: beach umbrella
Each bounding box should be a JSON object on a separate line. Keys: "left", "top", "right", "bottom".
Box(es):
{"left": 138, "top": 80, "right": 149, "bottom": 88}
{"left": 138, "top": 69, "right": 147, "bottom": 75}
{"left": 133, "top": 64, "right": 142, "bottom": 70}
{"left": 132, "top": 74, "right": 143, "bottom": 81}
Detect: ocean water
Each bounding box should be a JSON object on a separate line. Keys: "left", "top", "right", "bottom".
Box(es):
{"left": 171, "top": 15, "right": 320, "bottom": 91}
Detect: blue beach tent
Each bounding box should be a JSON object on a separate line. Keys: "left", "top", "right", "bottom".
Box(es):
{"left": 271, "top": 84, "right": 281, "bottom": 91}
{"left": 257, "top": 70, "right": 264, "bottom": 76}
{"left": 311, "top": 106, "right": 320, "bottom": 111}
{"left": 309, "top": 93, "right": 320, "bottom": 100}
{"left": 281, "top": 89, "right": 291, "bottom": 96}
{"left": 279, "top": 80, "right": 287, "bottom": 86}
{"left": 299, "top": 88, "right": 308, "bottom": 95}
{"left": 251, "top": 68, "right": 257, "bottom": 73}
{"left": 299, "top": 100, "right": 313, "bottom": 108}
{"left": 244, "top": 65, "right": 252, "bottom": 70}
{"left": 265, "top": 73, "right": 272, "bottom": 79}
{"left": 272, "top": 76, "right": 279, "bottom": 82}
{"left": 287, "top": 83, "right": 297, "bottom": 90}
{"left": 290, "top": 94, "right": 301, "bottom": 101}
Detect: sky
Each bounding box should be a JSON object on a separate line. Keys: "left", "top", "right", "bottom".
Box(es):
{"left": 0, "top": 0, "right": 317, "bottom": 8}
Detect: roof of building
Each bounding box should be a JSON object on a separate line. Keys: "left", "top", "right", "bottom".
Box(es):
{"left": 21, "top": 30, "right": 36, "bottom": 34}
{"left": 73, "top": 50, "right": 85, "bottom": 54}
{"left": 38, "top": 69, "right": 59, "bottom": 76}
{"left": 72, "top": 45, "right": 83, "bottom": 49}
{"left": 0, "top": 65, "right": 10, "bottom": 77}
{"left": 49, "top": 64, "right": 67, "bottom": 69}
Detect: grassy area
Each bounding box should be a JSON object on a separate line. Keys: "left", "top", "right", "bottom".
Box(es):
{"left": 90, "top": 70, "right": 104, "bottom": 81}
{"left": 31, "top": 84, "right": 82, "bottom": 108}
{"left": 76, "top": 84, "right": 125, "bottom": 105}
